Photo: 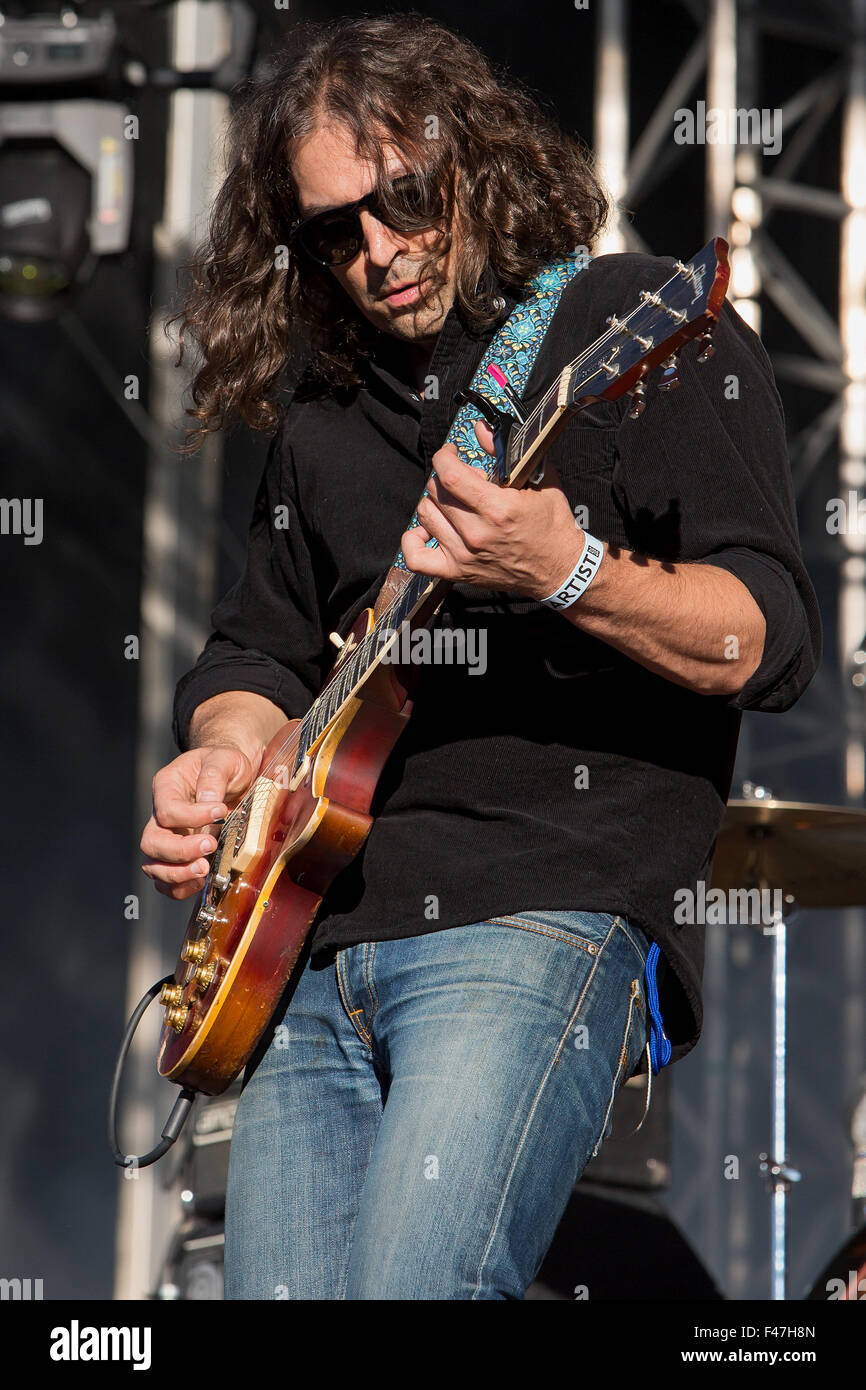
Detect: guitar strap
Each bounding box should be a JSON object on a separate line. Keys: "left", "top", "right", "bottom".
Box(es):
{"left": 394, "top": 248, "right": 591, "bottom": 571}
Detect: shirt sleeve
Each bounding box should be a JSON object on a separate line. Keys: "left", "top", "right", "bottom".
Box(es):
{"left": 172, "top": 414, "right": 328, "bottom": 751}
{"left": 609, "top": 295, "right": 821, "bottom": 713}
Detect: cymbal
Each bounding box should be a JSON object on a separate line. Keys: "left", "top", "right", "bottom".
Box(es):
{"left": 711, "top": 799, "right": 866, "bottom": 908}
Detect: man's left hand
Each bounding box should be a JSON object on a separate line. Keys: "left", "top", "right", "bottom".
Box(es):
{"left": 401, "top": 421, "right": 583, "bottom": 600}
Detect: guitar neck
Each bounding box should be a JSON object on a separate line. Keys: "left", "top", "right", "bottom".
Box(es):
{"left": 504, "top": 367, "right": 575, "bottom": 487}
{"left": 291, "top": 567, "right": 447, "bottom": 772}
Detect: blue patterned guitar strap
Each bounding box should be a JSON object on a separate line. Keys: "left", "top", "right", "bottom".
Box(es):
{"left": 393, "top": 249, "right": 591, "bottom": 571}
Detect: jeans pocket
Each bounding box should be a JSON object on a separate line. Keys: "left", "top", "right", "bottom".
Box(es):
{"left": 611, "top": 917, "right": 653, "bottom": 983}
{"left": 484, "top": 908, "right": 620, "bottom": 955}
{"left": 590, "top": 976, "right": 647, "bottom": 1158}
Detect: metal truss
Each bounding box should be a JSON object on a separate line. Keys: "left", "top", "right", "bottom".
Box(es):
{"left": 114, "top": 0, "right": 233, "bottom": 1303}
{"left": 593, "top": 0, "right": 866, "bottom": 1298}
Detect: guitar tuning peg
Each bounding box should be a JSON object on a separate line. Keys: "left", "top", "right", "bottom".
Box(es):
{"left": 627, "top": 380, "right": 647, "bottom": 418}
{"left": 657, "top": 354, "right": 680, "bottom": 392}
{"left": 696, "top": 331, "right": 715, "bottom": 363}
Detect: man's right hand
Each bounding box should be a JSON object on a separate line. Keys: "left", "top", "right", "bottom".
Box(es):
{"left": 141, "top": 744, "right": 262, "bottom": 900}
{"left": 141, "top": 691, "right": 288, "bottom": 900}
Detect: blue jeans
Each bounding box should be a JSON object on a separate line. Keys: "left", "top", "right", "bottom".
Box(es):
{"left": 224, "top": 909, "right": 652, "bottom": 1300}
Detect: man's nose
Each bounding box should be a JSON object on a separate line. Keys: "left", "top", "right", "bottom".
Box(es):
{"left": 358, "top": 207, "right": 409, "bottom": 265}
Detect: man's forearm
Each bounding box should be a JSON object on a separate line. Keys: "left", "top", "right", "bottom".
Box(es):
{"left": 553, "top": 541, "right": 766, "bottom": 697}
{"left": 407, "top": 434, "right": 768, "bottom": 697}
{"left": 187, "top": 690, "right": 289, "bottom": 759}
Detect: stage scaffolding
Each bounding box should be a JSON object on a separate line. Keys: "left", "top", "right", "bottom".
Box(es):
{"left": 595, "top": 0, "right": 864, "bottom": 775}
{"left": 114, "top": 0, "right": 231, "bottom": 1302}
{"left": 594, "top": 0, "right": 866, "bottom": 1297}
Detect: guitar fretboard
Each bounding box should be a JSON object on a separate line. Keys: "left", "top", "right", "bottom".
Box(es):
{"left": 292, "top": 567, "right": 437, "bottom": 773}
{"left": 504, "top": 370, "right": 569, "bottom": 473}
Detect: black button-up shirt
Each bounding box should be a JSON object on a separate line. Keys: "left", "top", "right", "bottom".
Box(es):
{"left": 174, "top": 251, "right": 821, "bottom": 1063}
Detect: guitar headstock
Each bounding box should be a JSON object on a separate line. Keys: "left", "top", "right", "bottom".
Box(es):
{"left": 568, "top": 237, "right": 731, "bottom": 413}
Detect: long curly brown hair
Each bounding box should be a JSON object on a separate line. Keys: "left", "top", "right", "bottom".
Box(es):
{"left": 172, "top": 13, "right": 609, "bottom": 451}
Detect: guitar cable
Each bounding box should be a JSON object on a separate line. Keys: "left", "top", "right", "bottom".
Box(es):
{"left": 109, "top": 974, "right": 197, "bottom": 1170}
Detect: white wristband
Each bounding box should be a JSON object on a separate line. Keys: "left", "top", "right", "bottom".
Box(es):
{"left": 540, "top": 531, "right": 605, "bottom": 609}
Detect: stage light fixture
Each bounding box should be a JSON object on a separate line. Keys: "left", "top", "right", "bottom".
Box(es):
{"left": 0, "top": 11, "right": 132, "bottom": 321}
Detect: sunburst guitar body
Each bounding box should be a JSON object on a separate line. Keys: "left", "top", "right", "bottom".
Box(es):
{"left": 157, "top": 607, "right": 416, "bottom": 1093}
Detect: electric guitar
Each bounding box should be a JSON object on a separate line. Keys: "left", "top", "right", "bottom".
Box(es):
{"left": 157, "top": 238, "right": 730, "bottom": 1094}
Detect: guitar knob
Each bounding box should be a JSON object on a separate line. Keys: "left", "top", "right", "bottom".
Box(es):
{"left": 657, "top": 355, "right": 680, "bottom": 391}
{"left": 213, "top": 871, "right": 231, "bottom": 894}
{"left": 160, "top": 983, "right": 183, "bottom": 1007}
{"left": 627, "top": 381, "right": 647, "bottom": 418}
{"left": 197, "top": 903, "right": 217, "bottom": 928}
{"left": 164, "top": 1004, "right": 189, "bottom": 1033}
{"left": 192, "top": 960, "right": 217, "bottom": 992}
{"left": 181, "top": 938, "right": 208, "bottom": 965}
{"left": 697, "top": 332, "right": 715, "bottom": 363}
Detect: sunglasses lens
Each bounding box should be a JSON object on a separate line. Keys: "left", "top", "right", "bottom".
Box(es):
{"left": 297, "top": 175, "right": 444, "bottom": 266}
{"left": 303, "top": 211, "right": 364, "bottom": 267}
{"left": 377, "top": 174, "right": 443, "bottom": 230}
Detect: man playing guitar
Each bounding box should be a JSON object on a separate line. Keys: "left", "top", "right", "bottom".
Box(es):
{"left": 140, "top": 15, "right": 820, "bottom": 1299}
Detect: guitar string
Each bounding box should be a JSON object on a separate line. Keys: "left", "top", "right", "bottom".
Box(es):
{"left": 214, "top": 260, "right": 702, "bottom": 845}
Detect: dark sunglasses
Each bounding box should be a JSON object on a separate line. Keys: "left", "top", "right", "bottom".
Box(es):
{"left": 288, "top": 173, "right": 444, "bottom": 268}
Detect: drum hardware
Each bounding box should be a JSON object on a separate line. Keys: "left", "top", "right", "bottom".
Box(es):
{"left": 802, "top": 1073, "right": 866, "bottom": 1298}
{"left": 754, "top": 865, "right": 799, "bottom": 1303}
{"left": 851, "top": 1081, "right": 866, "bottom": 1230}
{"left": 713, "top": 785, "right": 866, "bottom": 1299}
{"left": 806, "top": 1083, "right": 866, "bottom": 1299}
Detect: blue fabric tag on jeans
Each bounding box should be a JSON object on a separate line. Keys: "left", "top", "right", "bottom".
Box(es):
{"left": 645, "top": 942, "right": 672, "bottom": 1074}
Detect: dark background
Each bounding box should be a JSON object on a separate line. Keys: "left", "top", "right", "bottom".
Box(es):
{"left": 0, "top": 0, "right": 860, "bottom": 1300}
